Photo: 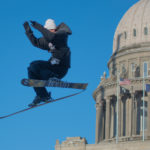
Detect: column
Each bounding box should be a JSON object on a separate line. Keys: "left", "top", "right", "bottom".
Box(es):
{"left": 128, "top": 97, "right": 132, "bottom": 136}
{"left": 136, "top": 94, "right": 141, "bottom": 135}
{"left": 132, "top": 93, "right": 137, "bottom": 135}
{"left": 126, "top": 98, "right": 129, "bottom": 136}
{"left": 129, "top": 92, "right": 134, "bottom": 137}
{"left": 118, "top": 95, "right": 122, "bottom": 137}
{"left": 125, "top": 93, "right": 133, "bottom": 137}
{"left": 95, "top": 100, "right": 104, "bottom": 143}
{"left": 129, "top": 86, "right": 135, "bottom": 136}
{"left": 110, "top": 101, "right": 115, "bottom": 138}
{"left": 105, "top": 97, "right": 111, "bottom": 140}
{"left": 147, "top": 93, "right": 150, "bottom": 136}
{"left": 121, "top": 98, "right": 124, "bottom": 136}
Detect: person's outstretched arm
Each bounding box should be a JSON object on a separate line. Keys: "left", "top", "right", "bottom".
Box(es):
{"left": 23, "top": 21, "right": 49, "bottom": 50}
{"left": 30, "top": 21, "right": 55, "bottom": 43}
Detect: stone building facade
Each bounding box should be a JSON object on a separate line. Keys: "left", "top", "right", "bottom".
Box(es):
{"left": 55, "top": 138, "right": 150, "bottom": 150}
{"left": 55, "top": 0, "right": 150, "bottom": 149}
{"left": 93, "top": 0, "right": 150, "bottom": 144}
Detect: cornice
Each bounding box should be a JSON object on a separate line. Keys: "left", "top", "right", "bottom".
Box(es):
{"left": 108, "top": 44, "right": 150, "bottom": 66}
{"left": 93, "top": 77, "right": 150, "bottom": 100}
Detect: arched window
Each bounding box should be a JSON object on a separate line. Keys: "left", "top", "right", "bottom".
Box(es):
{"left": 144, "top": 27, "right": 148, "bottom": 35}
{"left": 131, "top": 63, "right": 136, "bottom": 77}
{"left": 122, "top": 64, "right": 126, "bottom": 74}
{"left": 133, "top": 29, "right": 136, "bottom": 37}
{"left": 144, "top": 62, "right": 148, "bottom": 77}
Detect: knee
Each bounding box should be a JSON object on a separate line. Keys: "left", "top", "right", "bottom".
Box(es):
{"left": 27, "top": 64, "right": 35, "bottom": 76}
{"left": 27, "top": 64, "right": 37, "bottom": 79}
{"left": 29, "top": 61, "right": 40, "bottom": 69}
{"left": 28, "top": 63, "right": 33, "bottom": 73}
{"left": 28, "top": 61, "right": 39, "bottom": 71}
{"left": 27, "top": 61, "right": 41, "bottom": 79}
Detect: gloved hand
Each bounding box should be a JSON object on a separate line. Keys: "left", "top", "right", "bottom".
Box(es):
{"left": 30, "top": 20, "right": 41, "bottom": 29}
{"left": 30, "top": 20, "right": 36, "bottom": 26}
{"left": 23, "top": 21, "right": 32, "bottom": 33}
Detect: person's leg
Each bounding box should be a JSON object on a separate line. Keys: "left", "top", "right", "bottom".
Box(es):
{"left": 28, "top": 60, "right": 50, "bottom": 97}
{"left": 27, "top": 60, "right": 56, "bottom": 106}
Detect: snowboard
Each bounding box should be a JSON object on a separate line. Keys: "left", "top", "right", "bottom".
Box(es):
{"left": 0, "top": 90, "right": 84, "bottom": 119}
{"left": 21, "top": 78, "right": 88, "bottom": 90}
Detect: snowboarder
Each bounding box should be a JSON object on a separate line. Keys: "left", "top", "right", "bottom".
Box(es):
{"left": 23, "top": 19, "right": 72, "bottom": 107}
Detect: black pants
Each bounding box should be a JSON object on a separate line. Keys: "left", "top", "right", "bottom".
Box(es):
{"left": 28, "top": 60, "right": 68, "bottom": 97}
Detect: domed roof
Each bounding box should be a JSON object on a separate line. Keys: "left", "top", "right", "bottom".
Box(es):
{"left": 113, "top": 0, "right": 150, "bottom": 53}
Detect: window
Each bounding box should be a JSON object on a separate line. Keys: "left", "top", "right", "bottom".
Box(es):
{"left": 124, "top": 32, "right": 127, "bottom": 39}
{"left": 111, "top": 63, "right": 117, "bottom": 76}
{"left": 144, "top": 27, "right": 148, "bottom": 35}
{"left": 122, "top": 64, "right": 126, "bottom": 74}
{"left": 133, "top": 29, "right": 136, "bottom": 37}
{"left": 140, "top": 101, "right": 147, "bottom": 131}
{"left": 143, "top": 62, "right": 148, "bottom": 77}
{"left": 131, "top": 63, "right": 136, "bottom": 78}
{"left": 143, "top": 62, "right": 150, "bottom": 77}
{"left": 148, "top": 62, "right": 150, "bottom": 76}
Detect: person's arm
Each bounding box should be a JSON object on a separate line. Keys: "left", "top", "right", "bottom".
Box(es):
{"left": 30, "top": 21, "right": 55, "bottom": 43}
{"left": 23, "top": 22, "right": 49, "bottom": 50}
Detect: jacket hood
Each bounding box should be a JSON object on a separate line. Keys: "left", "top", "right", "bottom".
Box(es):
{"left": 56, "top": 23, "right": 72, "bottom": 35}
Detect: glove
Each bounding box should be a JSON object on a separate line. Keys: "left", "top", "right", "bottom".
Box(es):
{"left": 23, "top": 21, "right": 32, "bottom": 33}
{"left": 30, "top": 20, "right": 41, "bottom": 29}
{"left": 30, "top": 20, "right": 36, "bottom": 26}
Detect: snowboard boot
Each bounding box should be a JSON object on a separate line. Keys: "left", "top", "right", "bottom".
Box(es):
{"left": 41, "top": 92, "right": 53, "bottom": 103}
{"left": 28, "top": 93, "right": 52, "bottom": 107}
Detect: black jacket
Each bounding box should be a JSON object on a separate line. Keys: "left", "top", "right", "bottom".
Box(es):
{"left": 25, "top": 22, "right": 72, "bottom": 68}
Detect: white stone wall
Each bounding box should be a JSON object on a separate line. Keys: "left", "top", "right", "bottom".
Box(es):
{"left": 55, "top": 140, "right": 150, "bottom": 150}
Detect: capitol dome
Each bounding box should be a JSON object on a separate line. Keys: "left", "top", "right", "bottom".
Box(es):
{"left": 113, "top": 0, "right": 150, "bottom": 53}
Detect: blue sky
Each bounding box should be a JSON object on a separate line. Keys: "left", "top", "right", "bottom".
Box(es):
{"left": 0, "top": 0, "right": 138, "bottom": 150}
